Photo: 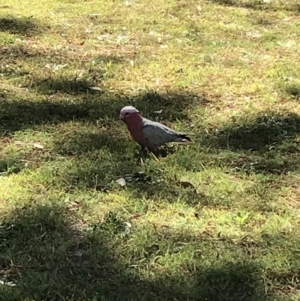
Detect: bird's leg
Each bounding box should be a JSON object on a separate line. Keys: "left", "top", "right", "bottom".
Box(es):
{"left": 139, "top": 145, "right": 146, "bottom": 165}
{"left": 150, "top": 151, "right": 160, "bottom": 162}
{"left": 135, "top": 144, "right": 147, "bottom": 165}
{"left": 139, "top": 145, "right": 148, "bottom": 157}
{"left": 136, "top": 145, "right": 159, "bottom": 163}
{"left": 147, "top": 147, "right": 160, "bottom": 162}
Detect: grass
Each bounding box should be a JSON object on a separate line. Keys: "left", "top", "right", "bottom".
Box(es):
{"left": 1, "top": 0, "right": 300, "bottom": 300}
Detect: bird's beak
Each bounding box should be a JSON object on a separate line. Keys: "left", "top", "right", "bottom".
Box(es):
{"left": 119, "top": 114, "right": 123, "bottom": 120}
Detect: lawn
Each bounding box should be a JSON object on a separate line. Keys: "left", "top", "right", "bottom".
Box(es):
{"left": 1, "top": 0, "right": 300, "bottom": 300}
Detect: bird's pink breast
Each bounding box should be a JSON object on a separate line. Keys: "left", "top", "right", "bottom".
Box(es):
{"left": 127, "top": 123, "right": 144, "bottom": 144}
{"left": 124, "top": 114, "right": 154, "bottom": 149}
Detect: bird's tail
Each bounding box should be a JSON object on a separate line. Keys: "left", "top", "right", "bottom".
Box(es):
{"left": 175, "top": 133, "right": 191, "bottom": 143}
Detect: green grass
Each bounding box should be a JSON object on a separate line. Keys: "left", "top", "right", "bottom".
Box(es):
{"left": 1, "top": 0, "right": 300, "bottom": 300}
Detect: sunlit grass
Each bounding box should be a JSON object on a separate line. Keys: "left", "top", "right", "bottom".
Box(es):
{"left": 1, "top": 0, "right": 300, "bottom": 300}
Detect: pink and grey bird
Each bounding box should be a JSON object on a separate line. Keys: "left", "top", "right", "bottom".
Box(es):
{"left": 119, "top": 106, "right": 191, "bottom": 151}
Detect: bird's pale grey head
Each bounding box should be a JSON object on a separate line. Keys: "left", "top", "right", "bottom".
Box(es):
{"left": 119, "top": 106, "right": 139, "bottom": 120}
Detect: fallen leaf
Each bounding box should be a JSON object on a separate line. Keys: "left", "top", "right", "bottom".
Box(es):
{"left": 124, "top": 222, "right": 132, "bottom": 234}
{"left": 246, "top": 31, "right": 262, "bottom": 39}
{"left": 33, "top": 142, "right": 44, "bottom": 149}
{"left": 89, "top": 86, "right": 102, "bottom": 91}
{"left": 124, "top": 221, "right": 132, "bottom": 229}
{"left": 0, "top": 279, "right": 16, "bottom": 287}
{"left": 116, "top": 178, "right": 126, "bottom": 187}
{"left": 97, "top": 34, "right": 110, "bottom": 41}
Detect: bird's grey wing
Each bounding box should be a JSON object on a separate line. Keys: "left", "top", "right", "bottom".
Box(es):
{"left": 142, "top": 120, "right": 178, "bottom": 147}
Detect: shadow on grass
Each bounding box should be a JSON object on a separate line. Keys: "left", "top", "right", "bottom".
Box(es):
{"left": 284, "top": 83, "right": 300, "bottom": 100}
{"left": 0, "top": 88, "right": 208, "bottom": 134}
{"left": 0, "top": 43, "right": 129, "bottom": 92}
{"left": 208, "top": 0, "right": 300, "bottom": 13}
{"left": 0, "top": 16, "right": 48, "bottom": 36}
{"left": 0, "top": 204, "right": 287, "bottom": 301}
{"left": 0, "top": 157, "right": 24, "bottom": 176}
{"left": 0, "top": 87, "right": 208, "bottom": 204}
{"left": 0, "top": 43, "right": 128, "bottom": 64}
{"left": 198, "top": 110, "right": 300, "bottom": 175}
{"left": 212, "top": 112, "right": 300, "bottom": 151}
{"left": 33, "top": 78, "right": 98, "bottom": 95}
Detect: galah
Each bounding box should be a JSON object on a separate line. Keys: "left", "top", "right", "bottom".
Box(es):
{"left": 119, "top": 106, "right": 191, "bottom": 151}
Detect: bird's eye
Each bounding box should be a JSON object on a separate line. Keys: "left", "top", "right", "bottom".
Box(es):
{"left": 125, "top": 112, "right": 129, "bottom": 116}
